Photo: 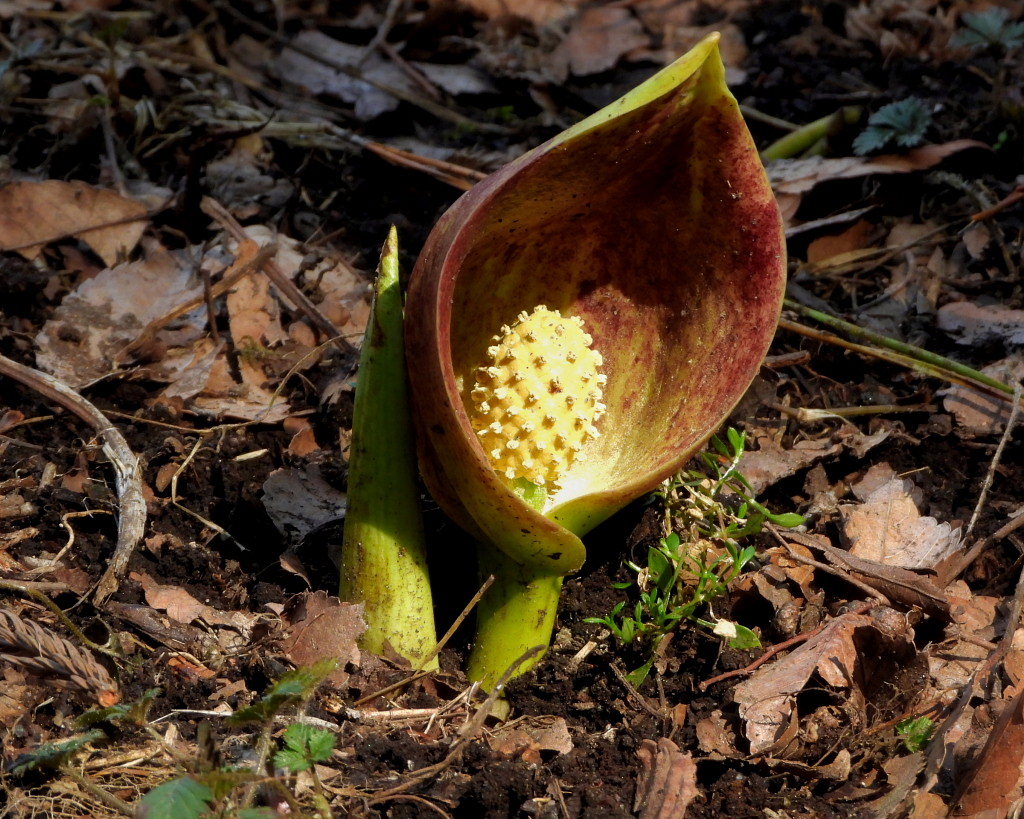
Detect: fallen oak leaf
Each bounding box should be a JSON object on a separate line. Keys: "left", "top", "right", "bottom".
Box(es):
{"left": 733, "top": 609, "right": 914, "bottom": 754}
{"left": 839, "top": 472, "right": 962, "bottom": 571}
{"left": 488, "top": 715, "right": 573, "bottom": 763}
{"left": 0, "top": 180, "right": 148, "bottom": 266}
{"left": 35, "top": 241, "right": 204, "bottom": 388}
{"left": 279, "top": 591, "right": 365, "bottom": 686}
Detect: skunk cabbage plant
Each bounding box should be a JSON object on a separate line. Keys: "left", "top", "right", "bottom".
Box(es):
{"left": 341, "top": 228, "right": 437, "bottom": 669}
{"left": 406, "top": 34, "right": 786, "bottom": 689}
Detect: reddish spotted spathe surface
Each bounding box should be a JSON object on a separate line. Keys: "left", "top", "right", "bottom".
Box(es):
{"left": 406, "top": 34, "right": 786, "bottom": 577}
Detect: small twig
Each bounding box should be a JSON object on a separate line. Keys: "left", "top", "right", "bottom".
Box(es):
{"left": 783, "top": 298, "right": 1021, "bottom": 403}
{"left": 62, "top": 768, "right": 133, "bottom": 816}
{"left": 414, "top": 574, "right": 495, "bottom": 673}
{"left": 201, "top": 198, "right": 355, "bottom": 356}
{"left": 368, "top": 647, "right": 543, "bottom": 802}
{"left": 352, "top": 669, "right": 433, "bottom": 708}
{"left": 778, "top": 318, "right": 1021, "bottom": 408}
{"left": 939, "top": 507, "right": 1024, "bottom": 585}
{"left": 115, "top": 238, "right": 275, "bottom": 363}
{"left": 971, "top": 184, "right": 1024, "bottom": 221}
{"left": 776, "top": 539, "right": 891, "bottom": 606}
{"left": 360, "top": 0, "right": 407, "bottom": 66}
{"left": 0, "top": 355, "right": 146, "bottom": 604}
{"left": 966, "top": 382, "right": 1022, "bottom": 541}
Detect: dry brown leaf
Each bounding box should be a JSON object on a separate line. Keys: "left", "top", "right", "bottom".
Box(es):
{"left": 131, "top": 571, "right": 257, "bottom": 645}
{"left": 550, "top": 6, "right": 649, "bottom": 78}
{"left": 839, "top": 470, "right": 961, "bottom": 570}
{"left": 262, "top": 466, "right": 347, "bottom": 546}
{"left": 0, "top": 180, "right": 148, "bottom": 266}
{"left": 634, "top": 738, "right": 699, "bottom": 819}
{"left": 806, "top": 219, "right": 874, "bottom": 264}
{"left": 36, "top": 242, "right": 203, "bottom": 388}
{"left": 770, "top": 141, "right": 986, "bottom": 213}
{"left": 276, "top": 32, "right": 494, "bottom": 121}
{"left": 1005, "top": 627, "right": 1024, "bottom": 691}
{"left": 439, "top": 0, "right": 581, "bottom": 24}
{"left": 489, "top": 716, "right": 574, "bottom": 763}
{"left": 738, "top": 434, "right": 843, "bottom": 494}
{"left": 224, "top": 257, "right": 288, "bottom": 402}
{"left": 951, "top": 690, "right": 1024, "bottom": 818}
{"left": 930, "top": 582, "right": 998, "bottom": 691}
{"left": 695, "top": 709, "right": 742, "bottom": 757}
{"left": 938, "top": 301, "right": 1024, "bottom": 348}
{"left": 285, "top": 418, "right": 320, "bottom": 456}
{"left": 942, "top": 357, "right": 1024, "bottom": 435}
{"left": 0, "top": 667, "right": 33, "bottom": 727}
{"left": 280, "top": 591, "right": 365, "bottom": 686}
{"left": 733, "top": 612, "right": 870, "bottom": 754}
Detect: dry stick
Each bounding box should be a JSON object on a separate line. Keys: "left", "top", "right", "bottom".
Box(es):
{"left": 971, "top": 183, "right": 1024, "bottom": 221}
{"left": 783, "top": 299, "right": 1021, "bottom": 403}
{"left": 965, "top": 382, "right": 1022, "bottom": 541}
{"left": 0, "top": 355, "right": 145, "bottom": 604}
{"left": 352, "top": 576, "right": 496, "bottom": 708}
{"left": 368, "top": 647, "right": 544, "bottom": 803}
{"left": 778, "top": 318, "right": 1021, "bottom": 408}
{"left": 362, "top": 0, "right": 410, "bottom": 68}
{"left": 61, "top": 768, "right": 133, "bottom": 817}
{"left": 213, "top": 0, "right": 509, "bottom": 135}
{"left": 200, "top": 198, "right": 355, "bottom": 356}
{"left": 115, "top": 240, "right": 276, "bottom": 363}
{"left": 940, "top": 509, "right": 1024, "bottom": 586}
{"left": 415, "top": 574, "right": 495, "bottom": 673}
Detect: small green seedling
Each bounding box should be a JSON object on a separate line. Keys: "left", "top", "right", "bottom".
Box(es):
{"left": 853, "top": 98, "right": 932, "bottom": 155}
{"left": 274, "top": 724, "right": 336, "bottom": 773}
{"left": 229, "top": 658, "right": 338, "bottom": 725}
{"left": 897, "top": 716, "right": 935, "bottom": 753}
{"left": 135, "top": 661, "right": 340, "bottom": 819}
{"left": 951, "top": 8, "right": 1024, "bottom": 53}
{"left": 587, "top": 429, "right": 803, "bottom": 686}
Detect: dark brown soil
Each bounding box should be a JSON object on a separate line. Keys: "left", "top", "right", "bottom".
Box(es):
{"left": 1, "top": 1, "right": 1023, "bottom": 817}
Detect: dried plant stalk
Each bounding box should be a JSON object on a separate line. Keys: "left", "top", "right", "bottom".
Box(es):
{"left": 0, "top": 608, "right": 120, "bottom": 706}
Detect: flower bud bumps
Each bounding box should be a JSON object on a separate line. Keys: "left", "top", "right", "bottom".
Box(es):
{"left": 469, "top": 305, "right": 607, "bottom": 488}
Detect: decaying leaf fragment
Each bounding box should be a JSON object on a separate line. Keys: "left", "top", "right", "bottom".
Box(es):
{"left": 0, "top": 179, "right": 148, "bottom": 266}
{"left": 732, "top": 609, "right": 914, "bottom": 755}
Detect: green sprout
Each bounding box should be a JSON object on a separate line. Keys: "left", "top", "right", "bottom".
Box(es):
{"left": 274, "top": 724, "right": 336, "bottom": 773}
{"left": 136, "top": 662, "right": 338, "bottom": 819}
{"left": 897, "top": 716, "right": 935, "bottom": 753}
{"left": 587, "top": 429, "right": 803, "bottom": 687}
{"left": 951, "top": 8, "right": 1024, "bottom": 53}
{"left": 340, "top": 227, "right": 437, "bottom": 669}
{"left": 853, "top": 98, "right": 932, "bottom": 155}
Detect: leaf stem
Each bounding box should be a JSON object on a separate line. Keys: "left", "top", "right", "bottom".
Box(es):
{"left": 468, "top": 546, "right": 562, "bottom": 691}
{"left": 341, "top": 227, "right": 437, "bottom": 668}
{"left": 781, "top": 299, "right": 1023, "bottom": 407}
